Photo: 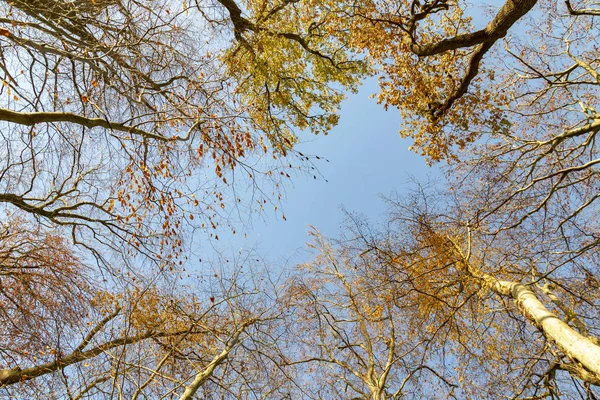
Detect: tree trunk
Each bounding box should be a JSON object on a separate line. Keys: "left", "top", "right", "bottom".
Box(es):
{"left": 485, "top": 276, "right": 600, "bottom": 385}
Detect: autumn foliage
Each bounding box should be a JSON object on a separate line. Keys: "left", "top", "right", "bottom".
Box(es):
{"left": 2, "top": 0, "right": 600, "bottom": 398}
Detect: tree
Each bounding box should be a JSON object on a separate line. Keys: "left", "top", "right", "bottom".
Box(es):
{"left": 0, "top": 0, "right": 365, "bottom": 393}
{"left": 0, "top": 217, "right": 93, "bottom": 388}
{"left": 299, "top": 190, "right": 600, "bottom": 398}
{"left": 5, "top": 0, "right": 600, "bottom": 397}
{"left": 281, "top": 229, "right": 458, "bottom": 399}
{"left": 0, "top": 239, "right": 284, "bottom": 399}
{"left": 325, "top": 1, "right": 600, "bottom": 395}
{"left": 344, "top": 0, "right": 600, "bottom": 248}
{"left": 0, "top": 0, "right": 365, "bottom": 265}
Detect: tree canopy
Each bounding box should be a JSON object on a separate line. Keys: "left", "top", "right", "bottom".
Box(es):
{"left": 2, "top": 0, "right": 600, "bottom": 398}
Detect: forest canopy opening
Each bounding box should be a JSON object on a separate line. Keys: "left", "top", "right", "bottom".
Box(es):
{"left": 1, "top": 0, "right": 600, "bottom": 398}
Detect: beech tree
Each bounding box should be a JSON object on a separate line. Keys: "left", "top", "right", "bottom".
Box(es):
{"left": 0, "top": 230, "right": 282, "bottom": 399}
{"left": 282, "top": 230, "right": 458, "bottom": 399}
{"left": 0, "top": 0, "right": 365, "bottom": 264}
{"left": 0, "top": 0, "right": 367, "bottom": 393}
{"left": 326, "top": 1, "right": 600, "bottom": 396}
{"left": 298, "top": 191, "right": 600, "bottom": 398}
{"left": 4, "top": 0, "right": 600, "bottom": 397}
{"left": 345, "top": 0, "right": 600, "bottom": 247}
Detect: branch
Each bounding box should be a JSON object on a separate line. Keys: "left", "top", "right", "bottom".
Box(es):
{"left": 72, "top": 375, "right": 113, "bottom": 400}
{"left": 547, "top": 120, "right": 600, "bottom": 146}
{"left": 558, "top": 363, "right": 600, "bottom": 386}
{"left": 565, "top": 0, "right": 600, "bottom": 16}
{"left": 215, "top": 0, "right": 254, "bottom": 39}
{"left": 73, "top": 307, "right": 122, "bottom": 353}
{"left": 178, "top": 321, "right": 254, "bottom": 400}
{"left": 413, "top": 0, "right": 538, "bottom": 56}
{"left": 393, "top": 365, "right": 457, "bottom": 398}
{"left": 430, "top": 40, "right": 494, "bottom": 117}
{"left": 0, "top": 108, "right": 172, "bottom": 141}
{"left": 0, "top": 327, "right": 198, "bottom": 386}
{"left": 130, "top": 352, "right": 172, "bottom": 400}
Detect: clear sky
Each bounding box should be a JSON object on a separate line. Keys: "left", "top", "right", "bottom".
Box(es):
{"left": 209, "top": 78, "right": 441, "bottom": 264}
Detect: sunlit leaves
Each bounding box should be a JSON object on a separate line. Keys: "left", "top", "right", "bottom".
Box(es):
{"left": 222, "top": 0, "right": 367, "bottom": 154}
{"left": 0, "top": 0, "right": 367, "bottom": 268}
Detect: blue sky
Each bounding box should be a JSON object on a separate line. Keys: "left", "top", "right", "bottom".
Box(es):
{"left": 211, "top": 78, "right": 441, "bottom": 264}
{"left": 193, "top": 4, "right": 498, "bottom": 269}
{"left": 243, "top": 3, "right": 495, "bottom": 264}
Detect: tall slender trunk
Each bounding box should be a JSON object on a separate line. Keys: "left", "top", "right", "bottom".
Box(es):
{"left": 485, "top": 275, "right": 600, "bottom": 385}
